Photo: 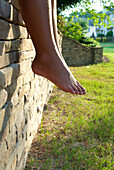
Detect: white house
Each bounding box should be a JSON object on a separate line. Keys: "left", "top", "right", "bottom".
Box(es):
{"left": 96, "top": 8, "right": 114, "bottom": 37}
{"left": 86, "top": 20, "right": 98, "bottom": 37}
{"left": 86, "top": 8, "right": 114, "bottom": 37}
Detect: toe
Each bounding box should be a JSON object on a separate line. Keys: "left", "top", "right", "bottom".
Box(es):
{"left": 79, "top": 84, "right": 86, "bottom": 94}
{"left": 76, "top": 86, "right": 83, "bottom": 95}
{"left": 73, "top": 86, "right": 80, "bottom": 95}
{"left": 76, "top": 81, "right": 86, "bottom": 95}
{"left": 69, "top": 85, "right": 76, "bottom": 94}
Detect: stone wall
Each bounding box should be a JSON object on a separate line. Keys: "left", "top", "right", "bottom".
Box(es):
{"left": 90, "top": 47, "right": 103, "bottom": 64}
{"left": 62, "top": 36, "right": 103, "bottom": 66}
{"left": 0, "top": 1, "right": 53, "bottom": 170}
{"left": 0, "top": 1, "right": 103, "bottom": 169}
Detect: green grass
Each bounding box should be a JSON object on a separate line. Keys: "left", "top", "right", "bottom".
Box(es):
{"left": 25, "top": 52, "right": 114, "bottom": 170}
{"left": 100, "top": 43, "right": 114, "bottom": 53}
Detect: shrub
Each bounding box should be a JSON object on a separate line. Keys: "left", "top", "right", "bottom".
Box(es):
{"left": 95, "top": 37, "right": 101, "bottom": 42}
{"left": 103, "top": 37, "right": 107, "bottom": 42}
{"left": 79, "top": 37, "right": 100, "bottom": 47}
{"left": 97, "top": 33, "right": 105, "bottom": 37}
{"left": 106, "top": 30, "right": 113, "bottom": 37}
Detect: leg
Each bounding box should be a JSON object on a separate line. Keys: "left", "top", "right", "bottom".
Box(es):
{"left": 18, "top": 0, "right": 86, "bottom": 95}
{"left": 51, "top": 0, "right": 59, "bottom": 53}
{"left": 51, "top": 0, "right": 64, "bottom": 60}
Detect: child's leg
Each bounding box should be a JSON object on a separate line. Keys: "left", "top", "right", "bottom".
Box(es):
{"left": 51, "top": 0, "right": 59, "bottom": 53}
{"left": 18, "top": 0, "right": 86, "bottom": 95}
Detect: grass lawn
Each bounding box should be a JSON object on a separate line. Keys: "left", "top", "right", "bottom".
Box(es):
{"left": 100, "top": 43, "right": 114, "bottom": 53}
{"left": 25, "top": 53, "right": 114, "bottom": 169}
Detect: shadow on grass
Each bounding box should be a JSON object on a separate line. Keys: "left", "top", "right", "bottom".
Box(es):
{"left": 25, "top": 88, "right": 113, "bottom": 169}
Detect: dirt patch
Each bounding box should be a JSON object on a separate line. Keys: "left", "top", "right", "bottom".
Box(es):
{"left": 102, "top": 56, "right": 110, "bottom": 63}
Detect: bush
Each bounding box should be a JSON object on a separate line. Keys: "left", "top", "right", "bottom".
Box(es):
{"left": 97, "top": 33, "right": 105, "bottom": 37}
{"left": 103, "top": 37, "right": 107, "bottom": 42}
{"left": 79, "top": 37, "right": 100, "bottom": 47}
{"left": 106, "top": 30, "right": 113, "bottom": 37}
{"left": 96, "top": 37, "right": 101, "bottom": 42}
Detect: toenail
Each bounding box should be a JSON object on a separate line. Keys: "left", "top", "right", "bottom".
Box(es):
{"left": 81, "top": 92, "right": 83, "bottom": 94}
{"left": 77, "top": 91, "right": 79, "bottom": 94}
{"left": 73, "top": 91, "right": 76, "bottom": 94}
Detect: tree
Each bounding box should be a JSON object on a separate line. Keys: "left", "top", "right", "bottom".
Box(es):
{"left": 57, "top": 0, "right": 114, "bottom": 46}
{"left": 57, "top": 0, "right": 114, "bottom": 25}
{"left": 57, "top": 0, "right": 114, "bottom": 32}
{"left": 59, "top": 15, "right": 88, "bottom": 41}
{"left": 63, "top": 20, "right": 83, "bottom": 41}
{"left": 57, "top": 0, "right": 114, "bottom": 14}
{"left": 68, "top": 16, "right": 89, "bottom": 33}
{"left": 57, "top": 0, "right": 81, "bottom": 14}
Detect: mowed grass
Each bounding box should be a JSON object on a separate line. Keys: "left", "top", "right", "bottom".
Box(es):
{"left": 100, "top": 43, "right": 114, "bottom": 53}
{"left": 25, "top": 53, "right": 114, "bottom": 169}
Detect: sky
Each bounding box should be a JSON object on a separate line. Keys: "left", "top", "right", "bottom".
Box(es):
{"left": 62, "top": 0, "right": 111, "bottom": 17}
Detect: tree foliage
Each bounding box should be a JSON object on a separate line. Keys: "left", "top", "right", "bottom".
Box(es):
{"left": 57, "top": 0, "right": 81, "bottom": 14}
{"left": 58, "top": 15, "right": 88, "bottom": 41}
{"left": 57, "top": 0, "right": 114, "bottom": 47}
{"left": 57, "top": 0, "right": 114, "bottom": 13}
{"left": 57, "top": 0, "right": 114, "bottom": 31}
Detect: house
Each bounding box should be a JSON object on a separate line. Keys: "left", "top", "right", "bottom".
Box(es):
{"left": 86, "top": 20, "right": 98, "bottom": 37}
{"left": 86, "top": 8, "right": 114, "bottom": 37}
{"left": 96, "top": 8, "right": 114, "bottom": 37}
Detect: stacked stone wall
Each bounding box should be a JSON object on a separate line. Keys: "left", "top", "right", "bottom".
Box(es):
{"left": 0, "top": 1, "right": 53, "bottom": 170}
{"left": 62, "top": 36, "right": 103, "bottom": 66}
{"left": 0, "top": 1, "right": 103, "bottom": 169}
{"left": 90, "top": 47, "right": 103, "bottom": 64}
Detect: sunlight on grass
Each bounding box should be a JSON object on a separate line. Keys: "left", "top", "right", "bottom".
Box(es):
{"left": 25, "top": 52, "right": 114, "bottom": 170}
{"left": 100, "top": 43, "right": 114, "bottom": 53}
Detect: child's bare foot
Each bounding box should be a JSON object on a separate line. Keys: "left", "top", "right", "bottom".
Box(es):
{"left": 32, "top": 51, "right": 86, "bottom": 95}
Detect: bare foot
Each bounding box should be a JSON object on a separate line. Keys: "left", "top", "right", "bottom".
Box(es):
{"left": 32, "top": 52, "right": 86, "bottom": 95}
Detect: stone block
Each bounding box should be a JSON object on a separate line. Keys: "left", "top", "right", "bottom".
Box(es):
{"left": 0, "top": 19, "right": 10, "bottom": 40}
{"left": 0, "top": 63, "right": 20, "bottom": 88}
{"left": 31, "top": 77, "right": 39, "bottom": 89}
{"left": 9, "top": 113, "right": 17, "bottom": 142}
{"left": 0, "top": 41, "right": 5, "bottom": 55}
{"left": 19, "top": 59, "right": 32, "bottom": 75}
{"left": 18, "top": 83, "right": 30, "bottom": 99}
{"left": 0, "top": 52, "right": 17, "bottom": 69}
{"left": 0, "top": 0, "right": 11, "bottom": 19}
{"left": 8, "top": 0, "right": 20, "bottom": 11}
{"left": 0, "top": 108, "right": 5, "bottom": 132}
{"left": 14, "top": 103, "right": 24, "bottom": 138}
{"left": 5, "top": 79, "right": 19, "bottom": 102}
{"left": 5, "top": 39, "right": 21, "bottom": 53}
{"left": 0, "top": 139, "right": 7, "bottom": 164}
{"left": 23, "top": 70, "right": 34, "bottom": 85}
{"left": 17, "top": 12, "right": 25, "bottom": 26}
{"left": 0, "top": 70, "right": 6, "bottom": 89}
{"left": 0, "top": 19, "right": 28, "bottom": 40}
{"left": 6, "top": 74, "right": 24, "bottom": 102}
{"left": 5, "top": 151, "right": 17, "bottom": 170}
{"left": 11, "top": 93, "right": 19, "bottom": 107}
{"left": 15, "top": 25, "right": 28, "bottom": 39}
{"left": 21, "top": 39, "right": 34, "bottom": 52}
{"left": 0, "top": 87, "right": 8, "bottom": 109}
{"left": 0, "top": 101, "right": 12, "bottom": 137}
{"left": 16, "top": 51, "right": 35, "bottom": 63}
{"left": 10, "top": 4, "right": 25, "bottom": 25}
{"left": 5, "top": 39, "right": 34, "bottom": 53}
{"left": 0, "top": 0, "right": 25, "bottom": 26}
